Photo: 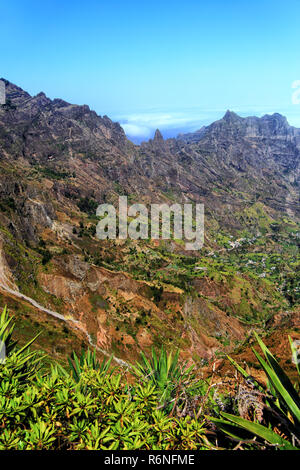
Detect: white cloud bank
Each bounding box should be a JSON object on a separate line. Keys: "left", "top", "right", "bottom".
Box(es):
{"left": 116, "top": 108, "right": 217, "bottom": 141}
{"left": 121, "top": 123, "right": 153, "bottom": 138}
{"left": 114, "top": 105, "right": 300, "bottom": 142}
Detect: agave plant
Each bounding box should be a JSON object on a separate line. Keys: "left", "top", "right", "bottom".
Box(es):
{"left": 210, "top": 332, "right": 300, "bottom": 450}
{"left": 0, "top": 307, "right": 215, "bottom": 450}
{"left": 0, "top": 305, "right": 44, "bottom": 382}
{"left": 68, "top": 348, "right": 115, "bottom": 382}
{"left": 132, "top": 346, "right": 196, "bottom": 410}
{"left": 0, "top": 305, "right": 17, "bottom": 357}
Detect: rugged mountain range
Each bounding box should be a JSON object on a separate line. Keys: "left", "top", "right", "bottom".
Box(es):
{"left": 0, "top": 79, "right": 299, "bottom": 371}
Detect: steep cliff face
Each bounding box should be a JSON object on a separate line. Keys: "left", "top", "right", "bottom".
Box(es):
{"left": 0, "top": 80, "right": 128, "bottom": 161}
{"left": 184, "top": 110, "right": 300, "bottom": 178}
{"left": 139, "top": 111, "right": 300, "bottom": 222}
{"left": 0, "top": 80, "right": 299, "bottom": 365}
{"left": 1, "top": 80, "right": 299, "bottom": 222}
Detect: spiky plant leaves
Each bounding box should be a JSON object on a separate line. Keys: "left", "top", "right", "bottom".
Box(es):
{"left": 219, "top": 413, "right": 297, "bottom": 450}
{"left": 68, "top": 348, "right": 115, "bottom": 382}
{"left": 211, "top": 333, "right": 300, "bottom": 449}
{"left": 289, "top": 336, "right": 300, "bottom": 377}
{"left": 0, "top": 306, "right": 214, "bottom": 450}
{"left": 252, "top": 332, "right": 300, "bottom": 423}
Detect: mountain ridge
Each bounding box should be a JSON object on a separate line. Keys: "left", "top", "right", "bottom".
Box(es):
{"left": 0, "top": 79, "right": 298, "bottom": 367}
{"left": 3, "top": 78, "right": 299, "bottom": 147}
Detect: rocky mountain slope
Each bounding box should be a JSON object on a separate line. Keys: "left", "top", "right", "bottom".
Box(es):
{"left": 0, "top": 79, "right": 299, "bottom": 367}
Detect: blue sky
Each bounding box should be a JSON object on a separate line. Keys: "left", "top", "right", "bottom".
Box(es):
{"left": 1, "top": 0, "right": 300, "bottom": 142}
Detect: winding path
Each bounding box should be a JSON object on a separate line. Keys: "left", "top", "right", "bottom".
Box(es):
{"left": 0, "top": 282, "right": 129, "bottom": 367}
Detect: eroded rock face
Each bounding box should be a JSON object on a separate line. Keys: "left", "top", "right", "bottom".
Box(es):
{"left": 0, "top": 80, "right": 128, "bottom": 163}
{"left": 139, "top": 112, "right": 300, "bottom": 219}
{"left": 24, "top": 199, "right": 53, "bottom": 228}
{"left": 0, "top": 80, "right": 299, "bottom": 362}
{"left": 62, "top": 255, "right": 90, "bottom": 281}
{"left": 35, "top": 255, "right": 247, "bottom": 359}
{"left": 0, "top": 236, "right": 18, "bottom": 290}
{"left": 1, "top": 80, "right": 299, "bottom": 225}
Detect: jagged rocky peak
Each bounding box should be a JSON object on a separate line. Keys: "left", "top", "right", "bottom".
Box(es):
{"left": 31, "top": 91, "right": 52, "bottom": 107}
{"left": 222, "top": 110, "right": 243, "bottom": 122}
{"left": 262, "top": 112, "right": 288, "bottom": 123}
{"left": 206, "top": 110, "right": 298, "bottom": 141}
{"left": 260, "top": 112, "right": 289, "bottom": 130}
{"left": 0, "top": 79, "right": 129, "bottom": 162}
{"left": 141, "top": 128, "right": 166, "bottom": 151}
{"left": 177, "top": 110, "right": 300, "bottom": 147}
{"left": 1, "top": 79, "right": 120, "bottom": 129}
{"left": 219, "top": 110, "right": 290, "bottom": 132}
{"left": 242, "top": 113, "right": 294, "bottom": 139}
{"left": 1, "top": 78, "right": 31, "bottom": 105}
{"left": 261, "top": 113, "right": 292, "bottom": 136}
{"left": 153, "top": 128, "right": 164, "bottom": 142}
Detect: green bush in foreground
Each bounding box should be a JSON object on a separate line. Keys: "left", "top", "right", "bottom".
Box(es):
{"left": 0, "top": 307, "right": 212, "bottom": 450}
{"left": 132, "top": 347, "right": 199, "bottom": 412}
{"left": 0, "top": 305, "right": 299, "bottom": 450}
